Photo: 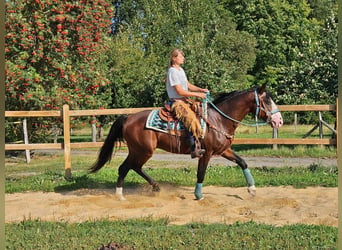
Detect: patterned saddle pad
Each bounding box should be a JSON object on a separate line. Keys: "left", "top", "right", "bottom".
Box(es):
{"left": 146, "top": 109, "right": 185, "bottom": 133}
{"left": 145, "top": 109, "right": 206, "bottom": 135}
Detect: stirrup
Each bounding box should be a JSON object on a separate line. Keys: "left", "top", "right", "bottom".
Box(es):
{"left": 191, "top": 149, "right": 205, "bottom": 158}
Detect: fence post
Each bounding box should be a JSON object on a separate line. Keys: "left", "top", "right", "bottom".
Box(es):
{"left": 255, "top": 116, "right": 258, "bottom": 134}
{"left": 318, "top": 112, "right": 323, "bottom": 139}
{"left": 22, "top": 118, "right": 31, "bottom": 163}
{"left": 91, "top": 116, "right": 97, "bottom": 142}
{"left": 272, "top": 128, "right": 278, "bottom": 150}
{"left": 294, "top": 113, "right": 297, "bottom": 134}
{"left": 63, "top": 104, "right": 72, "bottom": 179}
{"left": 52, "top": 124, "right": 58, "bottom": 143}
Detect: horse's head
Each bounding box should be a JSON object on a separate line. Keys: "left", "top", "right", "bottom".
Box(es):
{"left": 210, "top": 85, "right": 283, "bottom": 128}
{"left": 254, "top": 84, "right": 283, "bottom": 128}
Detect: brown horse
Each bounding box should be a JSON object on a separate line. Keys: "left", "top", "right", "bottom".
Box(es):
{"left": 89, "top": 84, "right": 283, "bottom": 200}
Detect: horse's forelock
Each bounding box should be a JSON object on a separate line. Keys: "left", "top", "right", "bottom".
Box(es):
{"left": 263, "top": 91, "right": 274, "bottom": 105}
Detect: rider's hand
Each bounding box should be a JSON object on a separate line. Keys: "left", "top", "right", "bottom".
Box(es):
{"left": 197, "top": 92, "right": 207, "bottom": 99}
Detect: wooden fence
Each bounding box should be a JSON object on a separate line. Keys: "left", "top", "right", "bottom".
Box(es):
{"left": 5, "top": 103, "right": 337, "bottom": 178}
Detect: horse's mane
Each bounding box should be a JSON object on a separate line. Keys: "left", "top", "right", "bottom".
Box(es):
{"left": 212, "top": 87, "right": 255, "bottom": 105}
{"left": 212, "top": 86, "right": 274, "bottom": 106}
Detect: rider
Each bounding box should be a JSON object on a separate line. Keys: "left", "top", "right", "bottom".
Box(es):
{"left": 166, "top": 48, "right": 209, "bottom": 158}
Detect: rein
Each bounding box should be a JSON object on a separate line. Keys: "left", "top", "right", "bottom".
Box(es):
{"left": 205, "top": 90, "right": 277, "bottom": 127}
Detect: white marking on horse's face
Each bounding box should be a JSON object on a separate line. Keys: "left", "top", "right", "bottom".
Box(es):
{"left": 270, "top": 100, "right": 283, "bottom": 128}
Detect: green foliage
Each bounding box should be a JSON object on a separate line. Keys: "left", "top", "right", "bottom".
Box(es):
{"left": 226, "top": 0, "right": 315, "bottom": 72}
{"left": 226, "top": 0, "right": 337, "bottom": 106}
{"left": 105, "top": 0, "right": 257, "bottom": 108}
{"left": 275, "top": 11, "right": 338, "bottom": 105}
{"left": 308, "top": 0, "right": 337, "bottom": 21}
{"left": 5, "top": 0, "right": 113, "bottom": 142}
{"left": 103, "top": 31, "right": 166, "bottom": 107}
{"left": 6, "top": 220, "right": 337, "bottom": 249}
{"left": 5, "top": 0, "right": 112, "bottom": 111}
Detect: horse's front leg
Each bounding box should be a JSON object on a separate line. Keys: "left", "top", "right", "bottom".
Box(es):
{"left": 221, "top": 148, "right": 256, "bottom": 196}
{"left": 194, "top": 155, "right": 211, "bottom": 200}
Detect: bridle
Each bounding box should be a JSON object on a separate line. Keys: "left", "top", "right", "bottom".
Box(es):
{"left": 206, "top": 89, "right": 279, "bottom": 127}
{"left": 254, "top": 89, "right": 280, "bottom": 123}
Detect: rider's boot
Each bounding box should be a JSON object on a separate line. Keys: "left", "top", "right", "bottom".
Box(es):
{"left": 189, "top": 137, "right": 205, "bottom": 158}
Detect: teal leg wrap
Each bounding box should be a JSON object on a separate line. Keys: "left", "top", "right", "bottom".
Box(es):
{"left": 194, "top": 183, "right": 203, "bottom": 200}
{"left": 243, "top": 168, "right": 255, "bottom": 187}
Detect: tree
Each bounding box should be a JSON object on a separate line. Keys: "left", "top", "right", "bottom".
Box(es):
{"left": 307, "top": 0, "right": 337, "bottom": 21}
{"left": 276, "top": 10, "right": 338, "bottom": 106}
{"left": 103, "top": 31, "right": 165, "bottom": 108}
{"left": 5, "top": 0, "right": 113, "bottom": 111}
{"left": 226, "top": 0, "right": 318, "bottom": 75}
{"left": 5, "top": 0, "right": 113, "bottom": 142}
{"left": 107, "top": 0, "right": 257, "bottom": 106}
{"left": 225, "top": 0, "right": 337, "bottom": 107}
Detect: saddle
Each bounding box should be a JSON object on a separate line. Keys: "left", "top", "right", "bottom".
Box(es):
{"left": 158, "top": 101, "right": 202, "bottom": 123}
{"left": 158, "top": 104, "right": 176, "bottom": 122}
{"left": 158, "top": 100, "right": 204, "bottom": 140}
{"left": 146, "top": 100, "right": 206, "bottom": 138}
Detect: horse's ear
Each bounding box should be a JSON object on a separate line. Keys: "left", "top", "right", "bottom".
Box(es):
{"left": 258, "top": 84, "right": 267, "bottom": 94}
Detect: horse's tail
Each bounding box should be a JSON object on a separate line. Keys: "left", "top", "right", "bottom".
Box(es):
{"left": 89, "top": 115, "right": 127, "bottom": 173}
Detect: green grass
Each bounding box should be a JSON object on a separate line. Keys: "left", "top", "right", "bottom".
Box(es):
{"left": 5, "top": 144, "right": 337, "bottom": 193}
{"left": 232, "top": 144, "right": 336, "bottom": 158}
{"left": 5, "top": 160, "right": 337, "bottom": 193}
{"left": 6, "top": 219, "right": 337, "bottom": 249}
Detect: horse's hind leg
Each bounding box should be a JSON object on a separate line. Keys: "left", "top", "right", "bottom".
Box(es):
{"left": 115, "top": 158, "right": 131, "bottom": 200}
{"left": 132, "top": 167, "right": 160, "bottom": 192}
{"left": 116, "top": 152, "right": 158, "bottom": 200}
{"left": 221, "top": 148, "right": 256, "bottom": 196}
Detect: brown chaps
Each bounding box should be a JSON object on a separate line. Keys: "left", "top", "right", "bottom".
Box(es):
{"left": 170, "top": 100, "right": 203, "bottom": 141}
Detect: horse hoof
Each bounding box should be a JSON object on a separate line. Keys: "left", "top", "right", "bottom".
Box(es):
{"left": 247, "top": 185, "right": 256, "bottom": 196}
{"left": 115, "top": 187, "right": 126, "bottom": 200}
{"left": 152, "top": 184, "right": 160, "bottom": 192}
{"left": 194, "top": 192, "right": 204, "bottom": 200}
{"left": 118, "top": 195, "right": 126, "bottom": 201}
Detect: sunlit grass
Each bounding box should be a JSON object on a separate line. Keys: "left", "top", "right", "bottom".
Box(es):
{"left": 5, "top": 161, "right": 337, "bottom": 193}
{"left": 6, "top": 220, "right": 337, "bottom": 249}
{"left": 232, "top": 144, "right": 336, "bottom": 158}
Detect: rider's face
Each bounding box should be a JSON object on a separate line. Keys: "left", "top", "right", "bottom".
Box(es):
{"left": 173, "top": 53, "right": 185, "bottom": 66}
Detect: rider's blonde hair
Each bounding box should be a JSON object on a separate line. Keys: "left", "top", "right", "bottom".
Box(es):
{"left": 169, "top": 48, "right": 184, "bottom": 67}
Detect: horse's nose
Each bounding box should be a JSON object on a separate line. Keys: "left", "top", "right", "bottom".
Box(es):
{"left": 272, "top": 120, "right": 282, "bottom": 128}
{"left": 277, "top": 119, "right": 283, "bottom": 128}
{"left": 271, "top": 113, "right": 283, "bottom": 128}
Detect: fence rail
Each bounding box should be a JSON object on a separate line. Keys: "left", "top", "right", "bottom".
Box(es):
{"left": 5, "top": 103, "right": 337, "bottom": 178}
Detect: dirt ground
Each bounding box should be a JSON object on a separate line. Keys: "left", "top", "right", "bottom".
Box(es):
{"left": 5, "top": 185, "right": 337, "bottom": 227}
{"left": 5, "top": 153, "right": 338, "bottom": 227}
